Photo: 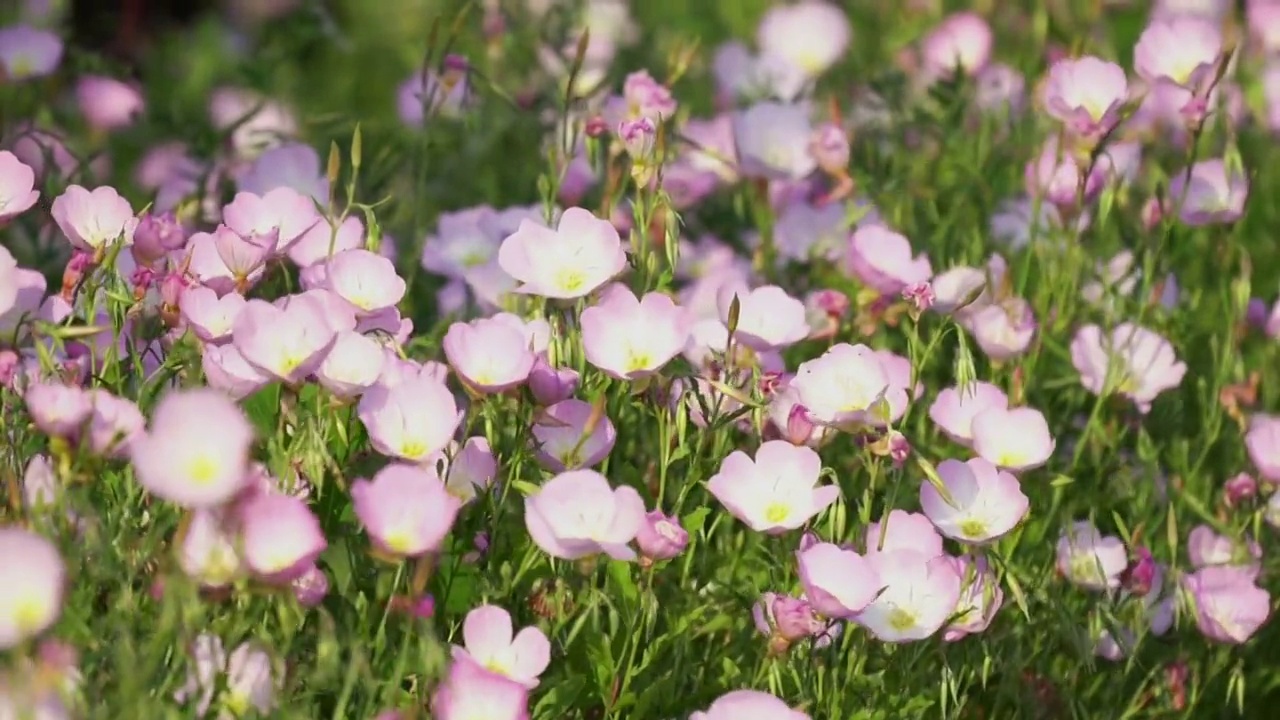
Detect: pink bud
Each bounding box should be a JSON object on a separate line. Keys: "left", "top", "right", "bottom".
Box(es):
{"left": 528, "top": 358, "right": 579, "bottom": 406}
{"left": 634, "top": 509, "right": 689, "bottom": 562}
{"left": 1224, "top": 472, "right": 1258, "bottom": 508}
{"left": 902, "top": 281, "right": 935, "bottom": 313}
{"left": 0, "top": 350, "right": 18, "bottom": 388}
{"left": 785, "top": 404, "right": 815, "bottom": 445}
{"left": 131, "top": 211, "right": 188, "bottom": 266}
{"left": 1122, "top": 546, "right": 1156, "bottom": 596}
{"left": 584, "top": 116, "right": 609, "bottom": 138}
{"left": 888, "top": 430, "right": 911, "bottom": 466}
{"left": 412, "top": 594, "right": 436, "bottom": 618}
{"left": 808, "top": 123, "right": 850, "bottom": 175}
{"left": 291, "top": 564, "right": 329, "bottom": 608}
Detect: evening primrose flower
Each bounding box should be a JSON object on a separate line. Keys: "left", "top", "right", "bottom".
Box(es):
{"left": 1166, "top": 158, "right": 1249, "bottom": 226}
{"left": 928, "top": 382, "right": 1009, "bottom": 446}
{"left": 770, "top": 343, "right": 894, "bottom": 435}
{"left": 1042, "top": 56, "right": 1129, "bottom": 139}
{"left": 221, "top": 188, "right": 320, "bottom": 251}
{"left": 1056, "top": 520, "right": 1128, "bottom": 591}
{"left": 237, "top": 492, "right": 326, "bottom": 583}
{"left": 0, "top": 151, "right": 40, "bottom": 224}
{"left": 427, "top": 436, "right": 497, "bottom": 503}
{"left": 796, "top": 542, "right": 879, "bottom": 618}
{"left": 180, "top": 288, "right": 246, "bottom": 345}
{"left": 970, "top": 406, "right": 1055, "bottom": 472}
{"left": 316, "top": 330, "right": 385, "bottom": 398}
{"left": 322, "top": 249, "right": 407, "bottom": 315}
{"left": 50, "top": 185, "right": 137, "bottom": 253}
{"left": 443, "top": 315, "right": 537, "bottom": 393}
{"left": 757, "top": 0, "right": 850, "bottom": 77}
{"left": 691, "top": 689, "right": 810, "bottom": 720}
{"left": 351, "top": 464, "right": 461, "bottom": 557}
{"left": 733, "top": 101, "right": 817, "bottom": 180}
{"left": 855, "top": 550, "right": 963, "bottom": 643}
{"left": 634, "top": 509, "right": 689, "bottom": 563}
{"left": 1070, "top": 323, "right": 1187, "bottom": 412}
{"left": 531, "top": 399, "right": 616, "bottom": 472}
{"left": 497, "top": 207, "right": 626, "bottom": 299}
{"left": 1182, "top": 565, "right": 1271, "bottom": 644}
{"left": 231, "top": 296, "right": 337, "bottom": 384}
{"left": 0, "top": 527, "right": 65, "bottom": 650}
{"left": 420, "top": 206, "right": 507, "bottom": 280}
{"left": 432, "top": 656, "right": 530, "bottom": 720}
{"left": 707, "top": 440, "right": 839, "bottom": 534}
{"left": 581, "top": 288, "right": 692, "bottom": 379}
{"left": 1134, "top": 16, "right": 1223, "bottom": 89}
{"left": 175, "top": 635, "right": 277, "bottom": 719}
{"left": 919, "top": 12, "right": 994, "bottom": 81}
{"left": 1187, "top": 524, "right": 1261, "bottom": 578}
{"left": 85, "top": 389, "right": 145, "bottom": 458}
{"left": 523, "top": 470, "right": 646, "bottom": 561}
{"left": 452, "top": 604, "right": 551, "bottom": 689}
{"left": 944, "top": 555, "right": 1004, "bottom": 641}
{"left": 178, "top": 509, "right": 243, "bottom": 589}
{"left": 847, "top": 225, "right": 933, "bottom": 295}
{"left": 287, "top": 215, "right": 364, "bottom": 268}
{"left": 0, "top": 247, "right": 15, "bottom": 318}
{"left": 920, "top": 458, "right": 1029, "bottom": 543}
{"left": 962, "top": 297, "right": 1037, "bottom": 361}
{"left": 1245, "top": 414, "right": 1280, "bottom": 481}
{"left": 716, "top": 284, "right": 810, "bottom": 351}
{"left": 23, "top": 382, "right": 91, "bottom": 439}
{"left": 0, "top": 25, "right": 63, "bottom": 80}
{"left": 129, "top": 388, "right": 254, "bottom": 508}
{"left": 357, "top": 377, "right": 461, "bottom": 463}
{"left": 202, "top": 344, "right": 271, "bottom": 400}
{"left": 75, "top": 75, "right": 144, "bottom": 131}
{"left": 864, "top": 509, "right": 945, "bottom": 557}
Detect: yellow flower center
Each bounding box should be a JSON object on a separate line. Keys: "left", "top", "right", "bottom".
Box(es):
{"left": 399, "top": 440, "right": 426, "bottom": 459}
{"left": 385, "top": 528, "right": 416, "bottom": 554}
{"left": 13, "top": 595, "right": 45, "bottom": 632}
{"left": 764, "top": 502, "right": 791, "bottom": 525}
{"left": 10, "top": 56, "right": 34, "bottom": 79}
{"left": 188, "top": 456, "right": 219, "bottom": 486}
{"left": 887, "top": 607, "right": 918, "bottom": 632}
{"left": 555, "top": 268, "right": 586, "bottom": 294}
{"left": 625, "top": 349, "right": 653, "bottom": 374}
{"left": 959, "top": 518, "right": 988, "bottom": 540}
{"left": 1068, "top": 554, "right": 1106, "bottom": 585}
{"left": 996, "top": 450, "right": 1024, "bottom": 468}
{"left": 224, "top": 691, "right": 250, "bottom": 716}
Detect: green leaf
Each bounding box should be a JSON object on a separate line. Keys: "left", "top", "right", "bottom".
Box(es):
{"left": 607, "top": 559, "right": 639, "bottom": 606}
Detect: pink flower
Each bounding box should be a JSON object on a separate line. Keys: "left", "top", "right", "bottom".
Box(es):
{"left": 1042, "top": 56, "right": 1129, "bottom": 139}
{"left": 634, "top": 509, "right": 689, "bottom": 562}
{"left": 288, "top": 215, "right": 365, "bottom": 268}
{"left": 443, "top": 316, "right": 537, "bottom": 393}
{"left": 85, "top": 389, "right": 145, "bottom": 458}
{"left": 523, "top": 469, "right": 646, "bottom": 560}
{"left": 321, "top": 249, "right": 406, "bottom": 315}
{"left": 237, "top": 492, "right": 326, "bottom": 583}
{"left": 1181, "top": 565, "right": 1271, "bottom": 644}
{"left": 928, "top": 382, "right": 1009, "bottom": 446}
{"left": 733, "top": 102, "right": 817, "bottom": 180}
{"left": 920, "top": 12, "right": 993, "bottom": 80}
{"left": 847, "top": 225, "right": 933, "bottom": 295}
{"left": 864, "top": 510, "right": 944, "bottom": 557}
{"left": 180, "top": 288, "right": 246, "bottom": 345}
{"left": 581, "top": 288, "right": 691, "bottom": 379}
{"left": 1246, "top": 414, "right": 1280, "bottom": 481}
{"left": 1187, "top": 524, "right": 1261, "bottom": 579}
{"left": 716, "top": 284, "right": 809, "bottom": 351}
{"left": 292, "top": 564, "right": 329, "bottom": 607}
{"left": 531, "top": 399, "right": 617, "bottom": 472}
{"left": 1134, "top": 16, "right": 1223, "bottom": 90}
{"left": 221, "top": 188, "right": 320, "bottom": 251}
{"left": 971, "top": 406, "right": 1055, "bottom": 472}
{"left": 202, "top": 344, "right": 271, "bottom": 400}
{"left": 429, "top": 436, "right": 497, "bottom": 503}
{"left": 178, "top": 509, "right": 242, "bottom": 588}
{"left": 351, "top": 464, "right": 461, "bottom": 557}
{"left": 235, "top": 142, "right": 327, "bottom": 201}
{"left": 23, "top": 382, "right": 91, "bottom": 438}
{"left": 796, "top": 542, "right": 879, "bottom": 618}
{"left": 432, "top": 656, "right": 529, "bottom": 720}
{"left": 1166, "top": 158, "right": 1248, "bottom": 226}
{"left": 962, "top": 297, "right": 1037, "bottom": 361}
{"left": 855, "top": 550, "right": 962, "bottom": 642}
{"left": 1025, "top": 137, "right": 1111, "bottom": 210}
{"left": 975, "top": 63, "right": 1027, "bottom": 115}
{"left": 0, "top": 150, "right": 39, "bottom": 223}
{"left": 527, "top": 358, "right": 579, "bottom": 405}
{"left": 231, "top": 296, "right": 337, "bottom": 384}
{"left": 920, "top": 458, "right": 1029, "bottom": 543}
{"left": 0, "top": 24, "right": 63, "bottom": 80}
{"left": 398, "top": 69, "right": 470, "bottom": 125}
{"left": 497, "top": 207, "right": 626, "bottom": 299}
{"left": 175, "top": 635, "right": 277, "bottom": 718}
{"left": 707, "top": 440, "right": 839, "bottom": 534}
{"left": 616, "top": 69, "right": 677, "bottom": 121}
{"left": 691, "top": 689, "right": 810, "bottom": 720}
{"left": 75, "top": 75, "right": 144, "bottom": 131}
{"left": 451, "top": 604, "right": 551, "bottom": 689}
{"left": 753, "top": 592, "right": 826, "bottom": 644}
{"left": 0, "top": 527, "right": 66, "bottom": 650}
{"left": 1056, "top": 520, "right": 1128, "bottom": 590}
{"left": 129, "top": 388, "right": 254, "bottom": 508}
{"left": 357, "top": 377, "right": 461, "bottom": 462}
{"left": 50, "top": 185, "right": 137, "bottom": 252}
{"left": 757, "top": 0, "right": 850, "bottom": 76}
{"left": 1070, "top": 323, "right": 1187, "bottom": 412}
{"left": 214, "top": 224, "right": 277, "bottom": 289}
{"left": 315, "top": 330, "right": 385, "bottom": 398}
{"left": 768, "top": 343, "right": 894, "bottom": 439}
